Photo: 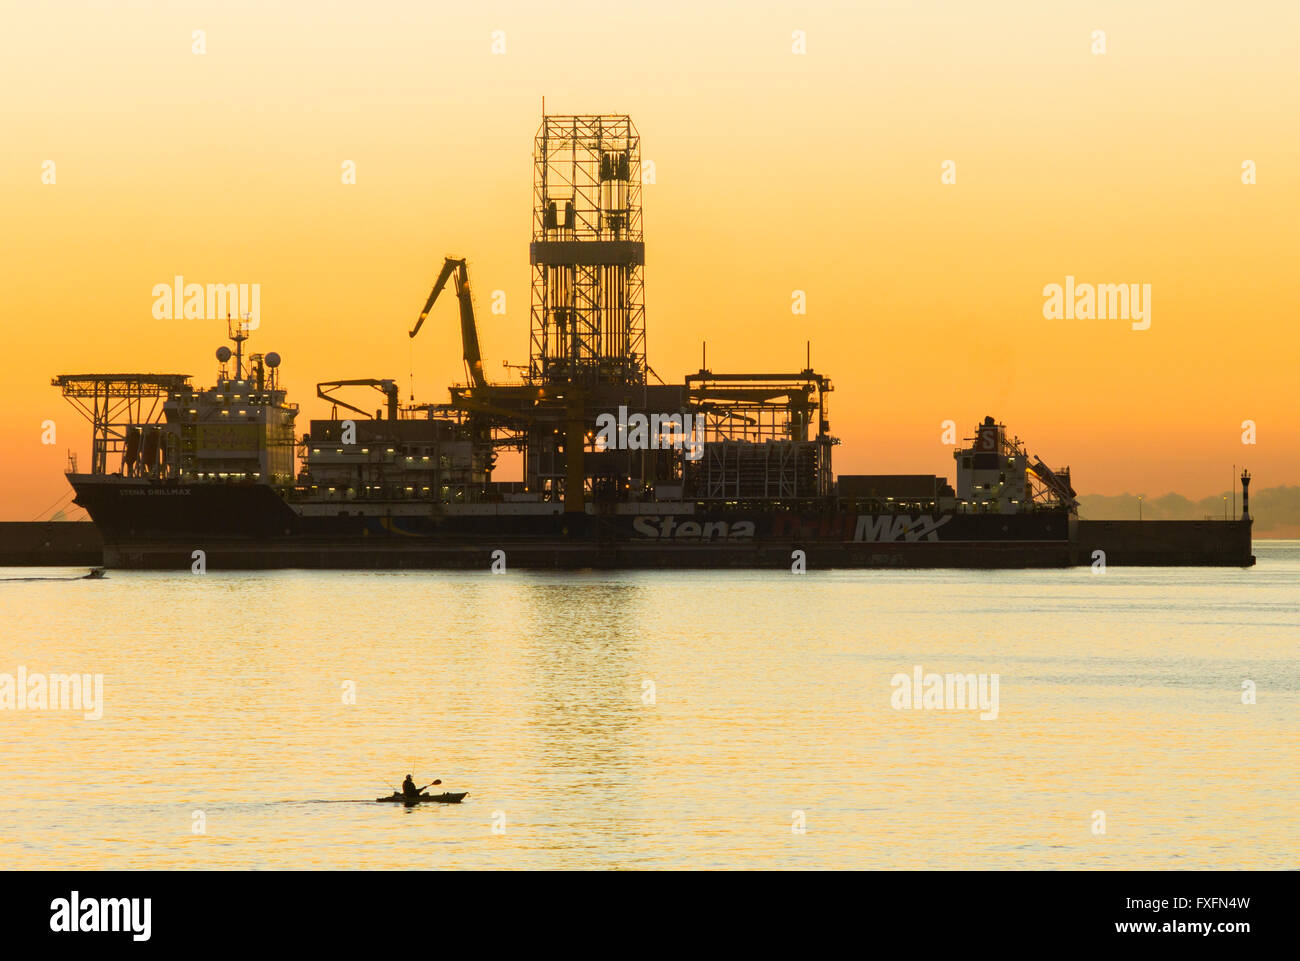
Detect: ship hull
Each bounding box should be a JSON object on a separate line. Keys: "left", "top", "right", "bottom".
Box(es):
{"left": 100, "top": 538, "right": 1076, "bottom": 571}
{"left": 68, "top": 475, "right": 1079, "bottom": 570}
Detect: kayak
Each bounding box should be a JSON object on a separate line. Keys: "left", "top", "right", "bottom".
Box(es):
{"left": 376, "top": 792, "right": 468, "bottom": 804}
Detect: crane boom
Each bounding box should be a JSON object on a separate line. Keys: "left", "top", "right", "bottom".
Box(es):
{"left": 409, "top": 256, "right": 487, "bottom": 389}
{"left": 317, "top": 379, "right": 399, "bottom": 420}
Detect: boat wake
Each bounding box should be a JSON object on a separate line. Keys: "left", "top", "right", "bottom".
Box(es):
{"left": 0, "top": 570, "right": 106, "bottom": 582}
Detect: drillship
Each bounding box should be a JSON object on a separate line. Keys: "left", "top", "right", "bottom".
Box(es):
{"left": 53, "top": 114, "right": 1253, "bottom": 570}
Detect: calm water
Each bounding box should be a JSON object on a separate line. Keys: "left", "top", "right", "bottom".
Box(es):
{"left": 2, "top": 544, "right": 1297, "bottom": 870}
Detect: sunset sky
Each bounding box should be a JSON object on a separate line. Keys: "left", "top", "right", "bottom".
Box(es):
{"left": 2, "top": 0, "right": 1297, "bottom": 519}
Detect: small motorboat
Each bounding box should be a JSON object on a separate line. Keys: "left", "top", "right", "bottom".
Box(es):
{"left": 376, "top": 792, "right": 468, "bottom": 805}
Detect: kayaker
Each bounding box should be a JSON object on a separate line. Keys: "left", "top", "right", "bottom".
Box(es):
{"left": 402, "top": 774, "right": 420, "bottom": 798}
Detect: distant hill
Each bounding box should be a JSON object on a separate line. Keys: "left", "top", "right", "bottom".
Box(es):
{"left": 1078, "top": 485, "right": 1300, "bottom": 537}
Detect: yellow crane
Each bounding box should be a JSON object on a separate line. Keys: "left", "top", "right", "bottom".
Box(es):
{"left": 409, "top": 257, "right": 486, "bottom": 389}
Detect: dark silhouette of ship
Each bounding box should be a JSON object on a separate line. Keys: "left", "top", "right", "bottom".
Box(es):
{"left": 53, "top": 113, "right": 1253, "bottom": 570}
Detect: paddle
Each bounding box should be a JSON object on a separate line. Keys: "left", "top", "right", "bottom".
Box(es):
{"left": 384, "top": 777, "right": 443, "bottom": 798}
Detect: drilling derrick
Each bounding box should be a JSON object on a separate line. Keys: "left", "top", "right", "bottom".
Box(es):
{"left": 530, "top": 115, "right": 646, "bottom": 387}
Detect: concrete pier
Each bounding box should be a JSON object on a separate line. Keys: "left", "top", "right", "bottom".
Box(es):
{"left": 0, "top": 522, "right": 103, "bottom": 566}
{"left": 1073, "top": 519, "right": 1254, "bottom": 566}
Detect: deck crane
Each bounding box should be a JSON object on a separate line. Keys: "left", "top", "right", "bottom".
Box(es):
{"left": 409, "top": 257, "right": 487, "bottom": 389}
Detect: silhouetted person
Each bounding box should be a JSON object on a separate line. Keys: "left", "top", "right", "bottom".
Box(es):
{"left": 402, "top": 775, "right": 420, "bottom": 798}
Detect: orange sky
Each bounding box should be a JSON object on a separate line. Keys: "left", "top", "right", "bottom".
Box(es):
{"left": 2, "top": 0, "right": 1297, "bottom": 519}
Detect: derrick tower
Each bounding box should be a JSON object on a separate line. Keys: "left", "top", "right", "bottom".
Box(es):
{"left": 529, "top": 114, "right": 646, "bottom": 387}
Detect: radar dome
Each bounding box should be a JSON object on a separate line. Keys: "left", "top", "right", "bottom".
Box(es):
{"left": 216, "top": 346, "right": 232, "bottom": 362}
{"left": 265, "top": 351, "right": 281, "bottom": 368}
